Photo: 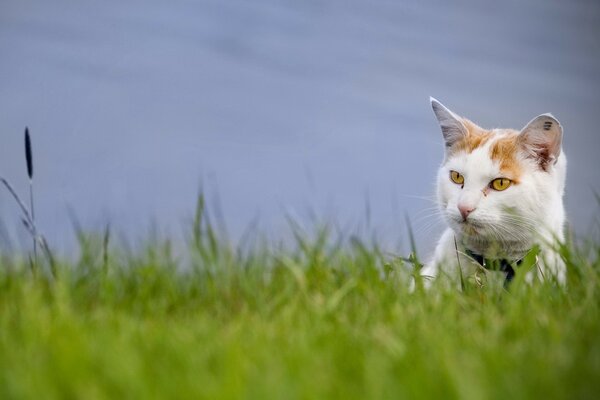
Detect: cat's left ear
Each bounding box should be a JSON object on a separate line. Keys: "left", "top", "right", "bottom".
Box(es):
{"left": 518, "top": 114, "right": 563, "bottom": 170}
{"left": 430, "top": 97, "right": 468, "bottom": 148}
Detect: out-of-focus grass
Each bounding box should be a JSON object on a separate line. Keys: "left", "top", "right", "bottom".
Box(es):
{"left": 0, "top": 198, "right": 598, "bottom": 399}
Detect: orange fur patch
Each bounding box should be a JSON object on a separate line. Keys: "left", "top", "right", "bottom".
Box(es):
{"left": 489, "top": 131, "right": 522, "bottom": 181}
{"left": 449, "top": 118, "right": 523, "bottom": 182}
{"left": 450, "top": 119, "right": 493, "bottom": 154}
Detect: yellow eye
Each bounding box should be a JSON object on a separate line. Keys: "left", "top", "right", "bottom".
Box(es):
{"left": 450, "top": 170, "right": 464, "bottom": 185}
{"left": 490, "top": 178, "right": 512, "bottom": 191}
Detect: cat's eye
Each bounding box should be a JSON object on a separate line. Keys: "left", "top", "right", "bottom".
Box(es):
{"left": 449, "top": 170, "right": 464, "bottom": 185}
{"left": 490, "top": 178, "right": 512, "bottom": 191}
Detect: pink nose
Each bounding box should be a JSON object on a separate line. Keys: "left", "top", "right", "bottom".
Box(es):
{"left": 458, "top": 204, "right": 475, "bottom": 221}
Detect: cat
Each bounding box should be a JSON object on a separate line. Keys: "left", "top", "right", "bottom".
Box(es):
{"left": 420, "top": 98, "right": 567, "bottom": 286}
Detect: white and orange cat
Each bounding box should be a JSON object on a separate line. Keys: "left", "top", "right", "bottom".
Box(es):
{"left": 422, "top": 98, "right": 567, "bottom": 284}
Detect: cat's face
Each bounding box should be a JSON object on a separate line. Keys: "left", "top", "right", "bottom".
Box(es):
{"left": 431, "top": 98, "right": 565, "bottom": 255}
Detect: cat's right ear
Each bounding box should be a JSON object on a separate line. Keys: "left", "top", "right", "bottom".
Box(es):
{"left": 518, "top": 113, "right": 563, "bottom": 170}
{"left": 430, "top": 97, "right": 467, "bottom": 148}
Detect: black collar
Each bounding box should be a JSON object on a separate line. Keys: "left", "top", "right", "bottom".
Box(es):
{"left": 464, "top": 248, "right": 525, "bottom": 285}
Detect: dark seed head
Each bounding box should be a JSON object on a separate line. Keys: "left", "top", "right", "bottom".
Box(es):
{"left": 25, "top": 127, "right": 33, "bottom": 179}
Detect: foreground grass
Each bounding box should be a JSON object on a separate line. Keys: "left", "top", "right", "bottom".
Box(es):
{"left": 0, "top": 208, "right": 598, "bottom": 399}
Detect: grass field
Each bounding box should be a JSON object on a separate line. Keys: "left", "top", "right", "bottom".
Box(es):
{"left": 0, "top": 200, "right": 598, "bottom": 399}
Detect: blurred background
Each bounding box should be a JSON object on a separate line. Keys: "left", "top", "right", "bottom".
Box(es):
{"left": 1, "top": 0, "right": 599, "bottom": 255}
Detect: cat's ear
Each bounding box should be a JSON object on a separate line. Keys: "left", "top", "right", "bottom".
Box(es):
{"left": 518, "top": 113, "right": 563, "bottom": 170}
{"left": 430, "top": 97, "right": 467, "bottom": 148}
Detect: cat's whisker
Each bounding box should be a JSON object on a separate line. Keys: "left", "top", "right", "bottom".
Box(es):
{"left": 413, "top": 213, "right": 445, "bottom": 230}
{"left": 400, "top": 194, "right": 441, "bottom": 205}
{"left": 413, "top": 209, "right": 444, "bottom": 221}
{"left": 414, "top": 221, "right": 444, "bottom": 239}
{"left": 489, "top": 223, "right": 531, "bottom": 244}
{"left": 503, "top": 215, "right": 538, "bottom": 226}
{"left": 413, "top": 209, "right": 445, "bottom": 226}
{"left": 413, "top": 207, "right": 444, "bottom": 219}
{"left": 415, "top": 214, "right": 444, "bottom": 228}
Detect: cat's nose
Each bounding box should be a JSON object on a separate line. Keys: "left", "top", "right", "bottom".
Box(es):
{"left": 458, "top": 204, "right": 475, "bottom": 221}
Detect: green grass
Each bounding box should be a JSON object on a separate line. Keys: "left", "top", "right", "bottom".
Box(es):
{"left": 0, "top": 200, "right": 598, "bottom": 399}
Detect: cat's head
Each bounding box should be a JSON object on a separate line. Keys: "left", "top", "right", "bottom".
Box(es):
{"left": 430, "top": 98, "right": 566, "bottom": 256}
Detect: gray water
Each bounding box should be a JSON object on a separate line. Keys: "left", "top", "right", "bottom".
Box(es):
{"left": 1, "top": 0, "right": 599, "bottom": 254}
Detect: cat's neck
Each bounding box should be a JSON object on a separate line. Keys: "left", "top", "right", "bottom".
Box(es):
{"left": 457, "top": 231, "right": 532, "bottom": 260}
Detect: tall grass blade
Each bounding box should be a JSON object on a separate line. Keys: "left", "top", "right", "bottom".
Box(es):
{"left": 25, "top": 127, "right": 33, "bottom": 180}
{"left": 405, "top": 213, "right": 424, "bottom": 292}
{"left": 103, "top": 224, "right": 111, "bottom": 274}
{"left": 25, "top": 127, "right": 37, "bottom": 263}
{"left": 0, "top": 177, "right": 33, "bottom": 225}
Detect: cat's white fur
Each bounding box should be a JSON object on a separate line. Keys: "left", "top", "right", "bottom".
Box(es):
{"left": 421, "top": 98, "right": 567, "bottom": 285}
